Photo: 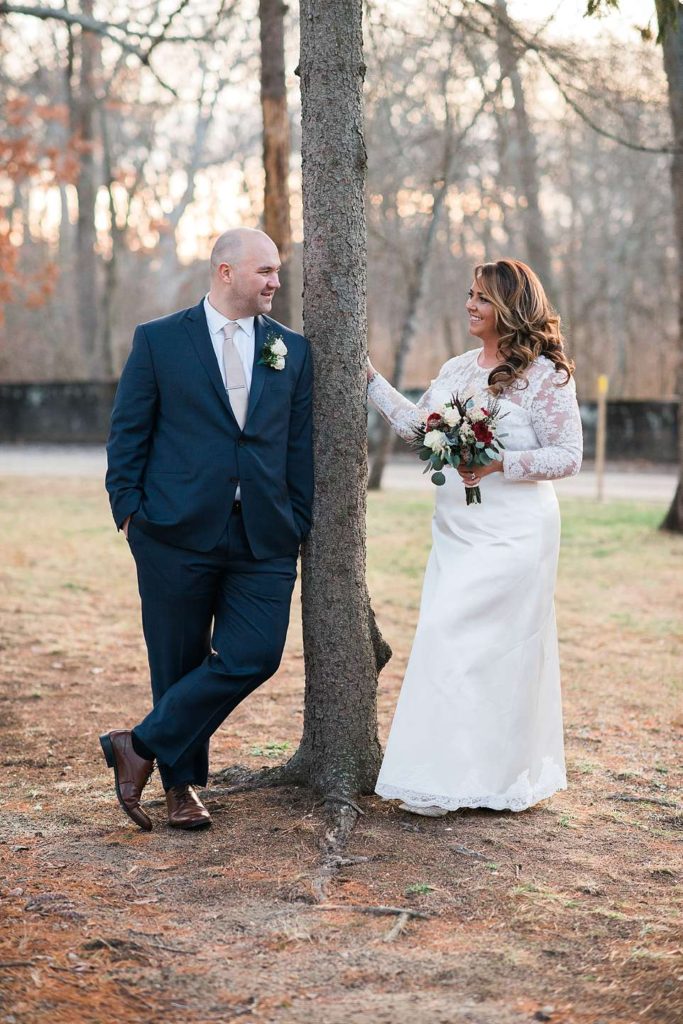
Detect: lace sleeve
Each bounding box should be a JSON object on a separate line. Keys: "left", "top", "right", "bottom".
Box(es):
{"left": 367, "top": 373, "right": 439, "bottom": 442}
{"left": 503, "top": 368, "right": 583, "bottom": 481}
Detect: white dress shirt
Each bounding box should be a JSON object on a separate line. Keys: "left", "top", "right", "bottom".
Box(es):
{"left": 203, "top": 296, "right": 256, "bottom": 502}
{"left": 203, "top": 295, "right": 255, "bottom": 390}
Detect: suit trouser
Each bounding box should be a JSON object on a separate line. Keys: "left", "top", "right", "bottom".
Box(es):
{"left": 126, "top": 508, "right": 297, "bottom": 790}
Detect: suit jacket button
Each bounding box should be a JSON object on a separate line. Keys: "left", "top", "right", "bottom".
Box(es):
{"left": 238, "top": 438, "right": 246, "bottom": 447}
{"left": 229, "top": 476, "right": 238, "bottom": 483}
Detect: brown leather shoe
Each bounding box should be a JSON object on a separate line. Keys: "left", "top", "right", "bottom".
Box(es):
{"left": 166, "top": 785, "right": 212, "bottom": 830}
{"left": 100, "top": 730, "right": 154, "bottom": 831}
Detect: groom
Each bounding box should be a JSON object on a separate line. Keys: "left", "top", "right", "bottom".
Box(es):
{"left": 102, "top": 228, "right": 313, "bottom": 831}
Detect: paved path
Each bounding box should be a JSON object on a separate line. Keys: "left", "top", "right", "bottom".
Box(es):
{"left": 0, "top": 445, "right": 677, "bottom": 503}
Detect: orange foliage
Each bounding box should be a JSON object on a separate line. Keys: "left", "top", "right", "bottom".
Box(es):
{"left": 0, "top": 96, "right": 74, "bottom": 321}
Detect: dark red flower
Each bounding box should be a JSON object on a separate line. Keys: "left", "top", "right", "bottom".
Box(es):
{"left": 472, "top": 421, "right": 493, "bottom": 445}
{"left": 426, "top": 412, "right": 444, "bottom": 430}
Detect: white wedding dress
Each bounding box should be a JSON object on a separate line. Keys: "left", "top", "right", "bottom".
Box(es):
{"left": 369, "top": 349, "right": 583, "bottom": 812}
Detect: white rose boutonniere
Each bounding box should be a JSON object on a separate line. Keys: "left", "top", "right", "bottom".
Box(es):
{"left": 259, "top": 331, "right": 288, "bottom": 371}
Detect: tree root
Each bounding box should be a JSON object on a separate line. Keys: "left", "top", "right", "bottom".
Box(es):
{"left": 607, "top": 794, "right": 681, "bottom": 809}
{"left": 310, "top": 903, "right": 429, "bottom": 942}
{"left": 382, "top": 911, "right": 413, "bottom": 942}
{"left": 309, "top": 798, "right": 363, "bottom": 902}
{"left": 317, "top": 792, "right": 365, "bottom": 815}
{"left": 205, "top": 758, "right": 307, "bottom": 797}
{"left": 310, "top": 904, "right": 429, "bottom": 920}
{"left": 203, "top": 762, "right": 374, "bottom": 907}
{"left": 451, "top": 844, "right": 489, "bottom": 860}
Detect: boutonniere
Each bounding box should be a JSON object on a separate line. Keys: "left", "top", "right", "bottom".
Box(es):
{"left": 258, "top": 331, "right": 288, "bottom": 371}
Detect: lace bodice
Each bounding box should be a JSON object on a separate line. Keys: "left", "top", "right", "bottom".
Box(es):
{"left": 368, "top": 349, "right": 583, "bottom": 481}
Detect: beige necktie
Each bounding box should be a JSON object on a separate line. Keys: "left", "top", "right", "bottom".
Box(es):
{"left": 223, "top": 322, "right": 248, "bottom": 429}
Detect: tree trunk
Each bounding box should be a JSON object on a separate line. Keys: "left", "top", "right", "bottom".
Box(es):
{"left": 294, "top": 0, "right": 390, "bottom": 797}
{"left": 73, "top": 0, "right": 101, "bottom": 376}
{"left": 260, "top": 0, "right": 293, "bottom": 326}
{"left": 99, "top": 105, "right": 117, "bottom": 380}
{"left": 657, "top": 0, "right": 683, "bottom": 532}
{"left": 495, "top": 0, "right": 555, "bottom": 299}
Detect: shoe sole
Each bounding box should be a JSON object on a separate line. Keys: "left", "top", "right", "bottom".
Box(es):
{"left": 100, "top": 733, "right": 153, "bottom": 832}
{"left": 398, "top": 802, "right": 449, "bottom": 817}
{"left": 168, "top": 818, "right": 212, "bottom": 830}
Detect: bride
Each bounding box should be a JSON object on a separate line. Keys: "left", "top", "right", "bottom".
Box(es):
{"left": 367, "top": 258, "right": 582, "bottom": 816}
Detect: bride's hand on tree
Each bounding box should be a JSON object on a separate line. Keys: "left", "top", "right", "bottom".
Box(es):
{"left": 457, "top": 460, "right": 503, "bottom": 487}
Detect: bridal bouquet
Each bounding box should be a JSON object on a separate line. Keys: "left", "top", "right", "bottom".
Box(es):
{"left": 411, "top": 393, "right": 507, "bottom": 505}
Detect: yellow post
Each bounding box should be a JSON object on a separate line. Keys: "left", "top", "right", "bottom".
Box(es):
{"left": 596, "top": 374, "right": 609, "bottom": 502}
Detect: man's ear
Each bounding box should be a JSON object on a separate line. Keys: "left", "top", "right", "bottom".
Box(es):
{"left": 219, "top": 262, "right": 233, "bottom": 284}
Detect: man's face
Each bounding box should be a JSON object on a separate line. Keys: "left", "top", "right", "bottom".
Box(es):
{"left": 225, "top": 237, "right": 281, "bottom": 317}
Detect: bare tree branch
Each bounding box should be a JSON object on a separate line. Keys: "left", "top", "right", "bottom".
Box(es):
{"left": 429, "top": 0, "right": 679, "bottom": 155}
{"left": 0, "top": 1, "right": 239, "bottom": 94}
{"left": 0, "top": 3, "right": 151, "bottom": 55}
{"left": 472, "top": 0, "right": 680, "bottom": 154}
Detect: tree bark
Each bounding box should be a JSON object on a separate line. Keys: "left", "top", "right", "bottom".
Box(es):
{"left": 99, "top": 104, "right": 117, "bottom": 380}
{"left": 495, "top": 0, "right": 555, "bottom": 300}
{"left": 657, "top": 0, "right": 683, "bottom": 532}
{"left": 293, "top": 0, "right": 390, "bottom": 797}
{"left": 72, "top": 0, "right": 101, "bottom": 375}
{"left": 260, "top": 0, "right": 293, "bottom": 326}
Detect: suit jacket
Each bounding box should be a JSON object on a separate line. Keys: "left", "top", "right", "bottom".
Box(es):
{"left": 105, "top": 300, "right": 314, "bottom": 559}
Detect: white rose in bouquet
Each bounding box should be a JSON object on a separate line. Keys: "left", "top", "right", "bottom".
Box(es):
{"left": 274, "top": 356, "right": 286, "bottom": 370}
{"left": 424, "top": 429, "right": 448, "bottom": 454}
{"left": 271, "top": 338, "right": 288, "bottom": 356}
{"left": 443, "top": 406, "right": 461, "bottom": 428}
{"left": 468, "top": 407, "right": 486, "bottom": 423}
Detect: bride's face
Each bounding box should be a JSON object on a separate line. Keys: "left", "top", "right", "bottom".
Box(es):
{"left": 466, "top": 280, "right": 499, "bottom": 344}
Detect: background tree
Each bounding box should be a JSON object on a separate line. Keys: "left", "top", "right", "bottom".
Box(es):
{"left": 2, "top": 1, "right": 678, "bottom": 405}
{"left": 366, "top": 7, "right": 503, "bottom": 489}
{"left": 361, "top": 1, "right": 675, "bottom": 408}
{"left": 494, "top": 0, "right": 554, "bottom": 298}
{"left": 585, "top": 0, "right": 682, "bottom": 529}
{"left": 656, "top": 0, "right": 683, "bottom": 532}
{"left": 259, "top": 0, "right": 293, "bottom": 325}
{"left": 0, "top": 0, "right": 246, "bottom": 377}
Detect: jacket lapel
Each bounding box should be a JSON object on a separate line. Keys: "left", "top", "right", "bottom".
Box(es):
{"left": 182, "top": 300, "right": 239, "bottom": 426}
{"left": 247, "top": 315, "right": 268, "bottom": 422}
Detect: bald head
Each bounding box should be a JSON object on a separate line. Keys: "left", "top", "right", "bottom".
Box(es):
{"left": 210, "top": 228, "right": 275, "bottom": 275}
{"left": 208, "top": 228, "right": 281, "bottom": 319}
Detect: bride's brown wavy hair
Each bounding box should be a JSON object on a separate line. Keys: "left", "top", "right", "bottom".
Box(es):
{"left": 473, "top": 259, "right": 574, "bottom": 395}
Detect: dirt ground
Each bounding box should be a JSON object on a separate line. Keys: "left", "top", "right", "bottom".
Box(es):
{"left": 1, "top": 479, "right": 681, "bottom": 1024}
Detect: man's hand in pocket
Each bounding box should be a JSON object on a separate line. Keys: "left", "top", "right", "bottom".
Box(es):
{"left": 122, "top": 516, "right": 131, "bottom": 539}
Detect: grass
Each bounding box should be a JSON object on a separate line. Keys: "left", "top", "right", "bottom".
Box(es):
{"left": 405, "top": 882, "right": 434, "bottom": 895}
{"left": 0, "top": 479, "right": 682, "bottom": 1024}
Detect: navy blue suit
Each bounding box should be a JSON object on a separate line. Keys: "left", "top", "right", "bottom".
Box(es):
{"left": 105, "top": 300, "right": 313, "bottom": 788}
